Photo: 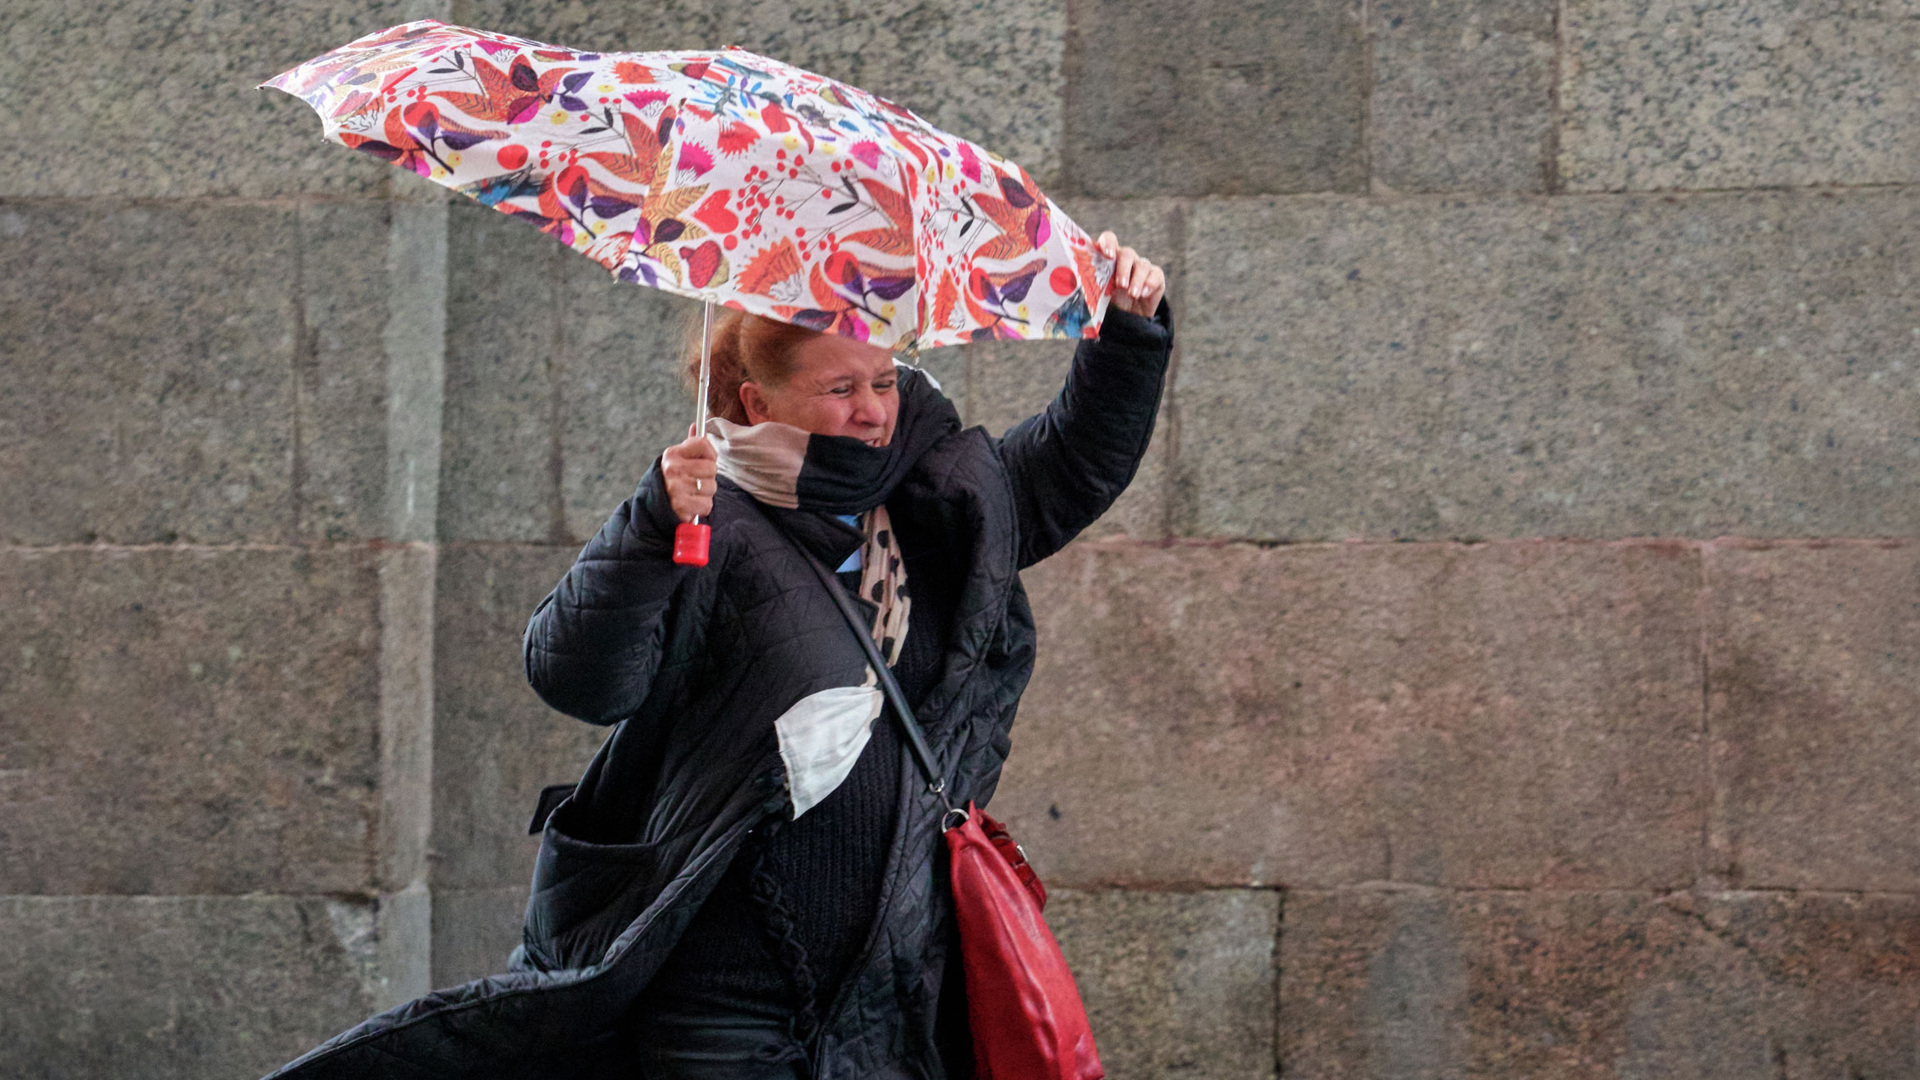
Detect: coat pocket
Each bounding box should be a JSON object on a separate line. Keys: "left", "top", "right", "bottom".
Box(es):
{"left": 521, "top": 795, "right": 677, "bottom": 973}
{"left": 527, "top": 782, "right": 577, "bottom": 835}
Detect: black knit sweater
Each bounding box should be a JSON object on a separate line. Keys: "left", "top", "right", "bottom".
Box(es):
{"left": 635, "top": 521, "right": 956, "bottom": 1033}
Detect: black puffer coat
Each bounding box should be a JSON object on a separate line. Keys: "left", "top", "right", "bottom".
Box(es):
{"left": 260, "top": 301, "right": 1171, "bottom": 1080}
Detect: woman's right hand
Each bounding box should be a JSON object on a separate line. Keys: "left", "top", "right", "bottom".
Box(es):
{"left": 662, "top": 425, "right": 717, "bottom": 523}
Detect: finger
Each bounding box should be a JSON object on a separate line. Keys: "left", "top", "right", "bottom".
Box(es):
{"left": 1095, "top": 230, "right": 1117, "bottom": 258}
{"left": 1114, "top": 248, "right": 1137, "bottom": 291}
{"left": 1130, "top": 258, "right": 1154, "bottom": 298}
{"left": 670, "top": 493, "right": 712, "bottom": 524}
{"left": 1140, "top": 268, "right": 1165, "bottom": 310}
{"left": 681, "top": 434, "right": 716, "bottom": 459}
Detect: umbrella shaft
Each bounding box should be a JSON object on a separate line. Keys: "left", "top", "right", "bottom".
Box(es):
{"left": 692, "top": 300, "right": 714, "bottom": 526}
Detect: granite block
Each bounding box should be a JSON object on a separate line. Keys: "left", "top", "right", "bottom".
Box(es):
{"left": 378, "top": 545, "right": 438, "bottom": 894}
{"left": 431, "top": 542, "right": 606, "bottom": 890}
{"left": 0, "top": 202, "right": 299, "bottom": 544}
{"left": 1370, "top": 0, "right": 1556, "bottom": 193}
{"left": 0, "top": 547, "right": 385, "bottom": 895}
{"left": 1, "top": 0, "right": 416, "bottom": 197}
{"left": 1181, "top": 189, "right": 1920, "bottom": 541}
{"left": 440, "top": 202, "right": 565, "bottom": 543}
{"left": 296, "top": 200, "right": 396, "bottom": 544}
{"left": 463, "top": 0, "right": 1066, "bottom": 185}
{"left": 294, "top": 196, "right": 452, "bottom": 545}
{"left": 1705, "top": 541, "right": 1920, "bottom": 891}
{"left": 376, "top": 191, "right": 450, "bottom": 546}
{"left": 557, "top": 245, "right": 704, "bottom": 544}
{"left": 1048, "top": 889, "right": 1278, "bottom": 1080}
{"left": 1279, "top": 887, "right": 1920, "bottom": 1077}
{"left": 992, "top": 540, "right": 1705, "bottom": 889}
{"left": 1560, "top": 0, "right": 1920, "bottom": 192}
{"left": 965, "top": 198, "right": 1185, "bottom": 542}
{"left": 0, "top": 895, "right": 387, "bottom": 1080}
{"left": 1060, "top": 0, "right": 1367, "bottom": 197}
{"left": 431, "top": 886, "right": 531, "bottom": 988}
{"left": 0, "top": 198, "right": 443, "bottom": 545}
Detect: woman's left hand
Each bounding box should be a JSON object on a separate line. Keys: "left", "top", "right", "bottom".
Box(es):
{"left": 1095, "top": 231, "right": 1165, "bottom": 317}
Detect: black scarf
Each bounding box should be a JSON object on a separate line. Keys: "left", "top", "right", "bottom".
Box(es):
{"left": 707, "top": 365, "right": 960, "bottom": 665}
{"left": 706, "top": 366, "right": 961, "bottom": 514}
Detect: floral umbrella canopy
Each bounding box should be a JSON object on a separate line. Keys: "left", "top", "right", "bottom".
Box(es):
{"left": 263, "top": 19, "right": 1114, "bottom": 351}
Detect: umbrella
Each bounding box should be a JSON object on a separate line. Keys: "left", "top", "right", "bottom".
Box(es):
{"left": 262, "top": 18, "right": 1117, "bottom": 562}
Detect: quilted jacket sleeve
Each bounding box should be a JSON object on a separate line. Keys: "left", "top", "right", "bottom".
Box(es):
{"left": 523, "top": 458, "right": 704, "bottom": 725}
{"left": 996, "top": 298, "right": 1174, "bottom": 570}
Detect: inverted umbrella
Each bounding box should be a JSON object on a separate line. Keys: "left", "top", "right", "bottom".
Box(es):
{"left": 261, "top": 19, "right": 1113, "bottom": 348}
{"left": 263, "top": 19, "right": 1116, "bottom": 562}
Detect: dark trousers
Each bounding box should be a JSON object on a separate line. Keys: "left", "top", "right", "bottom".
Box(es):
{"left": 630, "top": 992, "right": 811, "bottom": 1080}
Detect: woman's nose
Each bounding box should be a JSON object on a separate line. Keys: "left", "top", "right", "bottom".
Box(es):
{"left": 850, "top": 389, "right": 886, "bottom": 427}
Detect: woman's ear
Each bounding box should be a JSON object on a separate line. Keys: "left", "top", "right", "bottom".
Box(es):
{"left": 739, "top": 380, "right": 771, "bottom": 425}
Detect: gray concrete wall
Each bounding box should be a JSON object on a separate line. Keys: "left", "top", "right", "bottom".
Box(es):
{"left": 1, "top": 0, "right": 1913, "bottom": 1077}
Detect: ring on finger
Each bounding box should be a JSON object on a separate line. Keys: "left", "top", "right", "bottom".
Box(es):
{"left": 694, "top": 478, "right": 702, "bottom": 492}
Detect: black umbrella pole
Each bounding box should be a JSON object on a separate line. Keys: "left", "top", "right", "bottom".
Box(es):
{"left": 673, "top": 300, "right": 716, "bottom": 566}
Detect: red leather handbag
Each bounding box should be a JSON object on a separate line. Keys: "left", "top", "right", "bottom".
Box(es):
{"left": 944, "top": 801, "right": 1102, "bottom": 1080}
{"left": 787, "top": 526, "right": 1104, "bottom": 1080}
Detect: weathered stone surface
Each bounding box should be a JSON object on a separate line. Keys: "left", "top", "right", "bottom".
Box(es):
{"left": 0, "top": 895, "right": 385, "bottom": 1080}
{"left": 431, "top": 886, "right": 530, "bottom": 987}
{"left": 1280, "top": 889, "right": 1469, "bottom": 1075}
{"left": 296, "top": 201, "right": 401, "bottom": 544}
{"left": 558, "top": 245, "right": 706, "bottom": 543}
{"left": 440, "top": 203, "right": 565, "bottom": 543}
{"left": 297, "top": 193, "right": 448, "bottom": 545}
{"left": 373, "top": 883, "right": 433, "bottom": 1012}
{"left": 378, "top": 546, "right": 438, "bottom": 895}
{"left": 431, "top": 543, "right": 604, "bottom": 890}
{"left": 1279, "top": 887, "right": 1920, "bottom": 1077}
{"left": 993, "top": 540, "right": 1705, "bottom": 889}
{"left": 0, "top": 547, "right": 385, "bottom": 895}
{"left": 1560, "top": 0, "right": 1920, "bottom": 192}
{"left": 0, "top": 203, "right": 298, "bottom": 544}
{"left": 1049, "top": 889, "right": 1278, "bottom": 1080}
{"left": 966, "top": 198, "right": 1185, "bottom": 542}
{"left": 0, "top": 199, "right": 442, "bottom": 545}
{"left": 465, "top": 0, "right": 1066, "bottom": 185}
{"left": 0, "top": 0, "right": 416, "bottom": 198}
{"left": 1181, "top": 189, "right": 1920, "bottom": 541}
{"left": 375, "top": 190, "right": 450, "bottom": 546}
{"left": 1060, "top": 0, "right": 1366, "bottom": 197}
{"left": 1370, "top": 0, "right": 1556, "bottom": 193}
{"left": 1705, "top": 542, "right": 1920, "bottom": 891}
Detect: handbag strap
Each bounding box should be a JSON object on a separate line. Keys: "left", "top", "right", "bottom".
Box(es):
{"left": 752, "top": 503, "right": 961, "bottom": 820}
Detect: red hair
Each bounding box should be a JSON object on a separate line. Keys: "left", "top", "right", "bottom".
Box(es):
{"left": 681, "top": 307, "right": 825, "bottom": 426}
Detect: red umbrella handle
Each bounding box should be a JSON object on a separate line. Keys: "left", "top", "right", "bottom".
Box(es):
{"left": 673, "top": 522, "right": 711, "bottom": 566}
{"left": 673, "top": 300, "right": 717, "bottom": 568}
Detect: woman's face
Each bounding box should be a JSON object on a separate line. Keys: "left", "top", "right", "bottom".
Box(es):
{"left": 739, "top": 333, "right": 900, "bottom": 447}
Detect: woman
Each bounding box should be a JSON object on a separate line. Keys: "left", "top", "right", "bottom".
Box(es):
{"left": 530, "top": 231, "right": 1169, "bottom": 1080}
{"left": 261, "top": 234, "right": 1168, "bottom": 1080}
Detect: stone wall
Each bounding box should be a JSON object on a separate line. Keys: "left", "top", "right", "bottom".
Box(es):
{"left": 1, "top": 0, "right": 1913, "bottom": 1077}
